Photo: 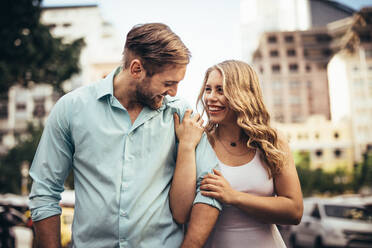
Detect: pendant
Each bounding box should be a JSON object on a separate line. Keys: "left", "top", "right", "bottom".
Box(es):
{"left": 230, "top": 142, "right": 237, "bottom": 147}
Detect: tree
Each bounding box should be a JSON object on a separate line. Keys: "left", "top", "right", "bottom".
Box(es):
{"left": 0, "top": 0, "right": 85, "bottom": 95}
{"left": 0, "top": 123, "right": 43, "bottom": 194}
{"left": 0, "top": 0, "right": 83, "bottom": 193}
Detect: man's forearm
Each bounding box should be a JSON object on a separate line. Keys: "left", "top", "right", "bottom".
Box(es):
{"left": 181, "top": 203, "right": 219, "bottom": 248}
{"left": 34, "top": 215, "right": 61, "bottom": 248}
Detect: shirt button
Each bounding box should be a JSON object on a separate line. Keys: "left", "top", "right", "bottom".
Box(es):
{"left": 122, "top": 182, "right": 129, "bottom": 188}
{"left": 120, "top": 211, "right": 127, "bottom": 217}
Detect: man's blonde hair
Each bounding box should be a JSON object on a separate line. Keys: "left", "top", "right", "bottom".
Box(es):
{"left": 122, "top": 23, "right": 191, "bottom": 76}
{"left": 197, "top": 60, "right": 285, "bottom": 177}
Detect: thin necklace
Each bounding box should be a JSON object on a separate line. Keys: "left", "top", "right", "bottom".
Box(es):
{"left": 215, "top": 131, "right": 250, "bottom": 156}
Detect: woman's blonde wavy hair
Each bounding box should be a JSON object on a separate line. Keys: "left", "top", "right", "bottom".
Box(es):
{"left": 197, "top": 60, "right": 284, "bottom": 178}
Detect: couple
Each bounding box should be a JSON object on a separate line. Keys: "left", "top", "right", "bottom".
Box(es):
{"left": 29, "top": 23, "right": 303, "bottom": 247}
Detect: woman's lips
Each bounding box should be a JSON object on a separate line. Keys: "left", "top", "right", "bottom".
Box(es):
{"left": 207, "top": 105, "right": 225, "bottom": 115}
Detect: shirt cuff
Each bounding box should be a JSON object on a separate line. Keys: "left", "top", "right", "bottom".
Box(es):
{"left": 29, "top": 196, "right": 62, "bottom": 222}
{"left": 193, "top": 192, "right": 222, "bottom": 211}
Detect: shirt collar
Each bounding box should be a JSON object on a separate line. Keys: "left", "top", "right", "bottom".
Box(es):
{"left": 95, "top": 66, "right": 121, "bottom": 100}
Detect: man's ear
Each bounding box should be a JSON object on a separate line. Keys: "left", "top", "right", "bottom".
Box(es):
{"left": 129, "top": 59, "right": 145, "bottom": 79}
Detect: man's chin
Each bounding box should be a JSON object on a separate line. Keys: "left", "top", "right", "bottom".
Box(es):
{"left": 147, "top": 99, "right": 163, "bottom": 110}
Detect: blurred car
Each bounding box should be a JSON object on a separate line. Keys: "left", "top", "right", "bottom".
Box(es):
{"left": 61, "top": 207, "right": 74, "bottom": 248}
{"left": 289, "top": 197, "right": 372, "bottom": 248}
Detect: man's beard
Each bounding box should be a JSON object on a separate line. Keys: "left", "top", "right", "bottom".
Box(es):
{"left": 135, "top": 79, "right": 164, "bottom": 110}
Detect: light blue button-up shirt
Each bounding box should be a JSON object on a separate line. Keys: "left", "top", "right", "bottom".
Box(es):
{"left": 29, "top": 67, "right": 221, "bottom": 248}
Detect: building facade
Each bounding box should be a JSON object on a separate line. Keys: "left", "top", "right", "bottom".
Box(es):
{"left": 274, "top": 115, "right": 354, "bottom": 171}
{"left": 0, "top": 4, "right": 122, "bottom": 153}
{"left": 328, "top": 8, "right": 372, "bottom": 162}
{"left": 252, "top": 29, "right": 333, "bottom": 123}
{"left": 240, "top": 0, "right": 353, "bottom": 63}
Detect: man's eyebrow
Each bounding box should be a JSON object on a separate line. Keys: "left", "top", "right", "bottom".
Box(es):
{"left": 165, "top": 81, "right": 179, "bottom": 84}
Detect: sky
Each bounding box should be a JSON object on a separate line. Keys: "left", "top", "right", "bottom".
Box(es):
{"left": 43, "top": 0, "right": 372, "bottom": 108}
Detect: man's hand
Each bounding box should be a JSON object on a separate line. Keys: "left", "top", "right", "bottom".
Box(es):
{"left": 181, "top": 203, "right": 219, "bottom": 248}
{"left": 33, "top": 215, "right": 62, "bottom": 248}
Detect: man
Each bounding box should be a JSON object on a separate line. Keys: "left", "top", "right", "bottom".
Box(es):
{"left": 29, "top": 23, "right": 220, "bottom": 248}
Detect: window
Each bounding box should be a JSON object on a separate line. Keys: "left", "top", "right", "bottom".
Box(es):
{"left": 315, "top": 149, "right": 323, "bottom": 157}
{"left": 62, "top": 23, "right": 71, "bottom": 28}
{"left": 285, "top": 35, "right": 294, "bottom": 43}
{"left": 33, "top": 98, "right": 46, "bottom": 118}
{"left": 272, "top": 64, "right": 281, "bottom": 73}
{"left": 365, "top": 49, "right": 372, "bottom": 58}
{"left": 334, "top": 149, "right": 342, "bottom": 158}
{"left": 290, "top": 81, "right": 300, "bottom": 88}
{"left": 272, "top": 81, "right": 282, "bottom": 90}
{"left": 291, "top": 114, "right": 302, "bottom": 123}
{"left": 360, "top": 34, "right": 372, "bottom": 43}
{"left": 270, "top": 50, "right": 279, "bottom": 57}
{"left": 316, "top": 34, "right": 331, "bottom": 43}
{"left": 317, "top": 63, "right": 328, "bottom": 70}
{"left": 274, "top": 113, "right": 284, "bottom": 122}
{"left": 287, "top": 49, "right": 296, "bottom": 57}
{"left": 47, "top": 24, "right": 57, "bottom": 30}
{"left": 315, "top": 133, "right": 320, "bottom": 139}
{"left": 268, "top": 35, "right": 277, "bottom": 43}
{"left": 306, "top": 64, "right": 311, "bottom": 72}
{"left": 289, "top": 63, "right": 298, "bottom": 72}
{"left": 273, "top": 96, "right": 283, "bottom": 106}
{"left": 290, "top": 96, "right": 301, "bottom": 105}
{"left": 0, "top": 100, "right": 8, "bottom": 119}
{"left": 334, "top": 132, "right": 339, "bottom": 139}
{"left": 322, "top": 49, "right": 332, "bottom": 57}
{"left": 311, "top": 205, "right": 321, "bottom": 219}
{"left": 16, "top": 103, "right": 26, "bottom": 111}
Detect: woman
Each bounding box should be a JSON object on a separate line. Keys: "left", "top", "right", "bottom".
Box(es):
{"left": 170, "top": 60, "right": 303, "bottom": 247}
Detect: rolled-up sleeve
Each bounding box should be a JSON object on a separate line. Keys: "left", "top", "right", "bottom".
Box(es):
{"left": 193, "top": 133, "right": 222, "bottom": 211}
{"left": 29, "top": 95, "right": 74, "bottom": 221}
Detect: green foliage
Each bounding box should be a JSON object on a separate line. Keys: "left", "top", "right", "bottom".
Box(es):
{"left": 294, "top": 151, "right": 353, "bottom": 197}
{"left": 0, "top": 123, "right": 43, "bottom": 194}
{"left": 352, "top": 151, "right": 372, "bottom": 192}
{"left": 0, "top": 122, "right": 74, "bottom": 193}
{"left": 0, "top": 0, "right": 85, "bottom": 95}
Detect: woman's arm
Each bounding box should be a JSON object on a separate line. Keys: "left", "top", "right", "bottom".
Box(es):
{"left": 170, "top": 109, "right": 204, "bottom": 224}
{"left": 201, "top": 133, "right": 303, "bottom": 225}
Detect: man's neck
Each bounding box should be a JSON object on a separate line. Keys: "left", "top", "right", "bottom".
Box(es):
{"left": 113, "top": 69, "right": 143, "bottom": 123}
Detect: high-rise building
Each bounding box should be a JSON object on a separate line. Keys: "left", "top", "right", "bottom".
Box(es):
{"left": 240, "top": 0, "right": 354, "bottom": 62}
{"left": 328, "top": 8, "right": 372, "bottom": 162}
{"left": 252, "top": 28, "right": 333, "bottom": 123}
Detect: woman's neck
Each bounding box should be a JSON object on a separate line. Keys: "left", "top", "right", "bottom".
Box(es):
{"left": 216, "top": 123, "right": 244, "bottom": 142}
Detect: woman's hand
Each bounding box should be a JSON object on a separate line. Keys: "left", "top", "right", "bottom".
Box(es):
{"left": 200, "top": 169, "right": 238, "bottom": 204}
{"left": 174, "top": 109, "right": 204, "bottom": 148}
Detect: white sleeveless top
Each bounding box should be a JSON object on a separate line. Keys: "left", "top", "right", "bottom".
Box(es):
{"left": 204, "top": 150, "right": 286, "bottom": 248}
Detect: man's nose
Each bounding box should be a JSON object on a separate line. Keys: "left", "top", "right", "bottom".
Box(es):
{"left": 167, "top": 84, "right": 178, "bottom": 97}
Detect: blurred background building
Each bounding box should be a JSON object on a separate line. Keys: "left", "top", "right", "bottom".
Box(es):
{"left": 0, "top": 3, "right": 122, "bottom": 155}
{"left": 245, "top": 0, "right": 372, "bottom": 171}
